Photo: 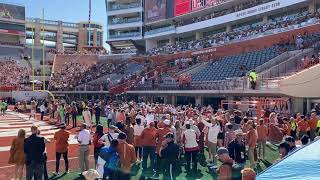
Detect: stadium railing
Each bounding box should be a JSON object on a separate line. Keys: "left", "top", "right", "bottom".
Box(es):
{"left": 259, "top": 48, "right": 316, "bottom": 79}
{"left": 108, "top": 2, "right": 141, "bottom": 11}
{"left": 109, "top": 32, "right": 141, "bottom": 39}
{"left": 145, "top": 26, "right": 175, "bottom": 36}
{"left": 109, "top": 17, "right": 142, "bottom": 25}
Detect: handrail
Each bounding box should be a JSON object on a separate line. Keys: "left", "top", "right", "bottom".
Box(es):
{"left": 259, "top": 48, "right": 315, "bottom": 79}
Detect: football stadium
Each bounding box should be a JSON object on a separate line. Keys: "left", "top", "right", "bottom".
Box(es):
{"left": 0, "top": 0, "right": 320, "bottom": 179}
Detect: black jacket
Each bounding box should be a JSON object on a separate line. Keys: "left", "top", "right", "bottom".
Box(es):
{"left": 24, "top": 134, "right": 45, "bottom": 165}
{"left": 228, "top": 139, "right": 246, "bottom": 164}
{"left": 160, "top": 141, "right": 179, "bottom": 163}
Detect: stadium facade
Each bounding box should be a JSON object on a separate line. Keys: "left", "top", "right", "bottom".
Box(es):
{"left": 105, "top": 0, "right": 144, "bottom": 54}
{"left": 0, "top": 2, "right": 104, "bottom": 53}
{"left": 106, "top": 0, "right": 319, "bottom": 53}
{"left": 25, "top": 19, "right": 103, "bottom": 53}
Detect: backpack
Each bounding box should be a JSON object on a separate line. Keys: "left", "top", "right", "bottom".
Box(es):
{"left": 100, "top": 150, "right": 120, "bottom": 178}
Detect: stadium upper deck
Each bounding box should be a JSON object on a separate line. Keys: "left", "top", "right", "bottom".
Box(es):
{"left": 106, "top": 0, "right": 319, "bottom": 54}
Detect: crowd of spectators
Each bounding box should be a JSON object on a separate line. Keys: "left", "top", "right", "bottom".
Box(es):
{"left": 9, "top": 98, "right": 320, "bottom": 180}
{"left": 301, "top": 52, "right": 320, "bottom": 69}
{"left": 49, "top": 62, "right": 92, "bottom": 91}
{"left": 0, "top": 59, "right": 30, "bottom": 89}
{"left": 146, "top": 9, "right": 320, "bottom": 55}
{"left": 49, "top": 60, "right": 134, "bottom": 91}
{"left": 176, "top": 0, "right": 271, "bottom": 27}
{"left": 46, "top": 47, "right": 107, "bottom": 55}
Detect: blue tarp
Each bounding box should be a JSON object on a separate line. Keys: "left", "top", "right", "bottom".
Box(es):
{"left": 257, "top": 140, "right": 320, "bottom": 180}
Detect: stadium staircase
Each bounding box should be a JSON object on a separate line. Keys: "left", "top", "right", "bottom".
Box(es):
{"left": 176, "top": 62, "right": 209, "bottom": 76}
{"left": 258, "top": 48, "right": 316, "bottom": 79}
{"left": 109, "top": 65, "right": 166, "bottom": 94}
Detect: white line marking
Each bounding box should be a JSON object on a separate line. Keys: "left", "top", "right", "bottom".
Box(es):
{"left": 0, "top": 155, "right": 95, "bottom": 169}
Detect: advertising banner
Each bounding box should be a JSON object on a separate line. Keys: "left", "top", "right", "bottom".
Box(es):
{"left": 0, "top": 3, "right": 25, "bottom": 21}
{"left": 192, "top": 0, "right": 206, "bottom": 11}
{"left": 206, "top": 0, "right": 219, "bottom": 7}
{"left": 145, "top": 0, "right": 167, "bottom": 22}
{"left": 174, "top": 0, "right": 191, "bottom": 16}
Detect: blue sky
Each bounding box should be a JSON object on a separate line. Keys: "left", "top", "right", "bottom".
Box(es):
{"left": 0, "top": 0, "right": 108, "bottom": 46}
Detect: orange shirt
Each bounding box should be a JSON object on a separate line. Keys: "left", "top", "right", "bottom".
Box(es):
{"left": 218, "top": 158, "right": 233, "bottom": 180}
{"left": 298, "top": 120, "right": 309, "bottom": 133}
{"left": 283, "top": 122, "right": 291, "bottom": 135}
{"left": 117, "top": 113, "right": 126, "bottom": 123}
{"left": 256, "top": 125, "right": 268, "bottom": 140}
{"left": 157, "top": 121, "right": 165, "bottom": 129}
{"left": 246, "top": 129, "right": 257, "bottom": 148}
{"left": 54, "top": 129, "right": 70, "bottom": 153}
{"left": 141, "top": 127, "right": 158, "bottom": 147}
{"left": 309, "top": 117, "right": 318, "bottom": 130}
{"left": 117, "top": 141, "right": 136, "bottom": 173}
{"left": 156, "top": 127, "right": 172, "bottom": 154}
{"left": 242, "top": 123, "right": 250, "bottom": 134}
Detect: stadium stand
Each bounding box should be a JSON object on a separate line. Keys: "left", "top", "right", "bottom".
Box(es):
{"left": 146, "top": 10, "right": 319, "bottom": 55}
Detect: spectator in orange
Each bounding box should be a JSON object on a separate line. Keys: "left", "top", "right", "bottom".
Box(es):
{"left": 9, "top": 129, "right": 26, "bottom": 180}
{"left": 53, "top": 123, "right": 70, "bottom": 175}
{"left": 141, "top": 122, "right": 158, "bottom": 174}
{"left": 298, "top": 115, "right": 309, "bottom": 139}
{"left": 117, "top": 109, "right": 126, "bottom": 123}
{"left": 117, "top": 132, "right": 136, "bottom": 180}
{"left": 308, "top": 111, "right": 318, "bottom": 141}
{"left": 302, "top": 55, "right": 310, "bottom": 68}
{"left": 92, "top": 125, "right": 104, "bottom": 166}
{"left": 217, "top": 147, "right": 233, "bottom": 180}
{"left": 157, "top": 116, "right": 166, "bottom": 129}
{"left": 245, "top": 120, "right": 257, "bottom": 168}
{"left": 241, "top": 168, "right": 256, "bottom": 180}
{"left": 257, "top": 119, "right": 268, "bottom": 160}
{"left": 295, "top": 113, "right": 302, "bottom": 124}
{"left": 282, "top": 117, "right": 291, "bottom": 136}
{"left": 156, "top": 119, "right": 172, "bottom": 175}
{"left": 269, "top": 124, "right": 284, "bottom": 144}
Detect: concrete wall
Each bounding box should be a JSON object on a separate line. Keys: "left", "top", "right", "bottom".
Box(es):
{"left": 279, "top": 63, "right": 320, "bottom": 98}
{"left": 145, "top": 39, "right": 157, "bottom": 51}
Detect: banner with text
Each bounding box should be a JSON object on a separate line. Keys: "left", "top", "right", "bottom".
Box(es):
{"left": 145, "top": 0, "right": 167, "bottom": 22}
{"left": 174, "top": 0, "right": 191, "bottom": 16}
{"left": 177, "top": 0, "right": 307, "bottom": 34}
{"left": 205, "top": 0, "right": 219, "bottom": 7}
{"left": 192, "top": 0, "right": 206, "bottom": 11}
{"left": 0, "top": 3, "right": 25, "bottom": 21}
